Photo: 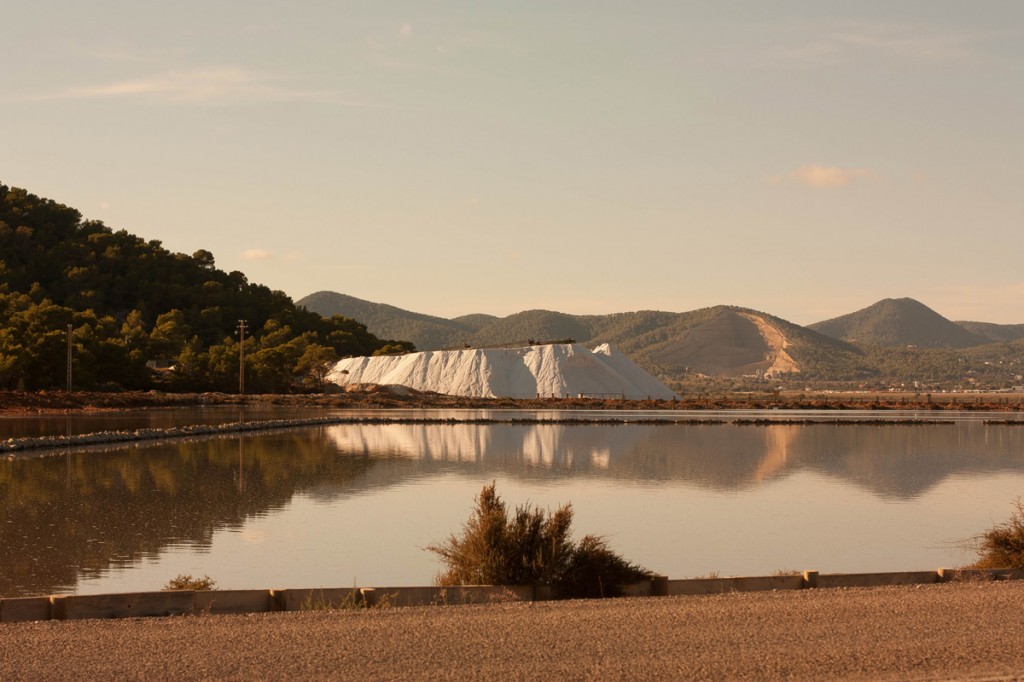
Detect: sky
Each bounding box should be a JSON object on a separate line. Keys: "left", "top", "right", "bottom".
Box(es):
{"left": 2, "top": 1, "right": 1022, "bottom": 325}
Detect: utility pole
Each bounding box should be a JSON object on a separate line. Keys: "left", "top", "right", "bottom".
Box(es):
{"left": 66, "top": 323, "right": 73, "bottom": 393}
{"left": 237, "top": 437, "right": 245, "bottom": 493}
{"left": 237, "top": 320, "right": 247, "bottom": 395}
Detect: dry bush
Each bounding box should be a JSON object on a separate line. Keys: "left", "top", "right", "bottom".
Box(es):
{"left": 163, "top": 574, "right": 217, "bottom": 591}
{"left": 560, "top": 534, "right": 649, "bottom": 599}
{"left": 428, "top": 482, "right": 647, "bottom": 598}
{"left": 973, "top": 498, "right": 1024, "bottom": 569}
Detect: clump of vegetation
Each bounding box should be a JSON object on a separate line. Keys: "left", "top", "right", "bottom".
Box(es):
{"left": 163, "top": 574, "right": 217, "bottom": 591}
{"left": 973, "top": 498, "right": 1024, "bottom": 569}
{"left": 428, "top": 482, "right": 648, "bottom": 599}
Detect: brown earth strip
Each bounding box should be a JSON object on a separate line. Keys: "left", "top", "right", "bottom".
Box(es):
{"left": 1, "top": 389, "right": 1023, "bottom": 416}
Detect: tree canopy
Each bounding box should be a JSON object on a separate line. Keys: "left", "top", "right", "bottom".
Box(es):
{"left": 0, "top": 183, "right": 413, "bottom": 391}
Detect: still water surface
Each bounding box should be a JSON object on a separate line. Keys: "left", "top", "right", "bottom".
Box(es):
{"left": 2, "top": 411, "right": 1024, "bottom": 597}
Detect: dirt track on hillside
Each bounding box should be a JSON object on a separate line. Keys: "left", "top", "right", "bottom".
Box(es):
{"left": 2, "top": 582, "right": 1023, "bottom": 681}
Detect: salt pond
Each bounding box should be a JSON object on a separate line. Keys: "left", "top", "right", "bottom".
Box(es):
{"left": 2, "top": 410, "right": 1024, "bottom": 597}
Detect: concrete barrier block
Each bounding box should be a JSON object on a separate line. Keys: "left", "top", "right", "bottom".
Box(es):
{"left": 651, "top": 575, "right": 669, "bottom": 597}
{"left": 533, "top": 585, "right": 557, "bottom": 601}
{"left": 52, "top": 591, "right": 195, "bottom": 620}
{"left": 369, "top": 585, "right": 533, "bottom": 607}
{"left": 666, "top": 578, "right": 733, "bottom": 596}
{"left": 193, "top": 590, "right": 274, "bottom": 615}
{"left": 275, "top": 588, "right": 362, "bottom": 611}
{"left": 732, "top": 575, "right": 804, "bottom": 592}
{"left": 456, "top": 585, "right": 533, "bottom": 604}
{"left": 0, "top": 597, "right": 52, "bottom": 622}
{"left": 370, "top": 586, "right": 441, "bottom": 607}
{"left": 667, "top": 575, "right": 803, "bottom": 596}
{"left": 269, "top": 589, "right": 287, "bottom": 610}
{"left": 816, "top": 571, "right": 937, "bottom": 589}
{"left": 621, "top": 580, "right": 653, "bottom": 597}
{"left": 359, "top": 588, "right": 378, "bottom": 608}
{"left": 938, "top": 568, "right": 1024, "bottom": 583}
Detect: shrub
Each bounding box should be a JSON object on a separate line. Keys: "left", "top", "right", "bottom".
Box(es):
{"left": 973, "top": 498, "right": 1024, "bottom": 569}
{"left": 163, "top": 574, "right": 217, "bottom": 591}
{"left": 428, "top": 482, "right": 648, "bottom": 598}
{"left": 560, "top": 534, "right": 648, "bottom": 599}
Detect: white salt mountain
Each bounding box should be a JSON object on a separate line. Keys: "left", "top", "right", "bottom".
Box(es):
{"left": 327, "top": 343, "right": 677, "bottom": 400}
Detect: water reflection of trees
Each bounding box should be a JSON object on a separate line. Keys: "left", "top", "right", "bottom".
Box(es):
{"left": 4, "top": 422, "right": 1024, "bottom": 597}
{"left": 0, "top": 429, "right": 375, "bottom": 597}
{"left": 0, "top": 406, "right": 328, "bottom": 439}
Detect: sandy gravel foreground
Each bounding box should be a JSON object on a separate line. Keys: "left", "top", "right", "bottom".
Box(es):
{"left": 2, "top": 582, "right": 1023, "bottom": 681}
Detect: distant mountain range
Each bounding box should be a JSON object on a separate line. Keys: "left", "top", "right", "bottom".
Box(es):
{"left": 298, "top": 292, "right": 1024, "bottom": 390}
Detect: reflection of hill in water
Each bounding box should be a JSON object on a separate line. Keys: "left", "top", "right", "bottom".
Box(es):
{"left": 5, "top": 421, "right": 1024, "bottom": 597}
{"left": 326, "top": 422, "right": 1024, "bottom": 498}
{"left": 0, "top": 430, "right": 376, "bottom": 597}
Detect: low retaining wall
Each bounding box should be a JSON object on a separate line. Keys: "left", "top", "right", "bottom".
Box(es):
{"left": 3, "top": 568, "right": 1023, "bottom": 623}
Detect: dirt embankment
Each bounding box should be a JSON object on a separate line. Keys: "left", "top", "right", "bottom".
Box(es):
{"left": 739, "top": 312, "right": 800, "bottom": 375}
{"left": 1, "top": 388, "right": 1022, "bottom": 416}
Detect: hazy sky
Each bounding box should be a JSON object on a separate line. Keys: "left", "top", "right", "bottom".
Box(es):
{"left": 2, "top": 2, "right": 1022, "bottom": 324}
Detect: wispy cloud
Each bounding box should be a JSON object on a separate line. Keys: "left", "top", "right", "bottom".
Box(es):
{"left": 790, "top": 165, "right": 872, "bottom": 188}
{"left": 242, "top": 248, "right": 275, "bottom": 262}
{"left": 360, "top": 22, "right": 514, "bottom": 77}
{"left": 87, "top": 46, "right": 196, "bottom": 64}
{"left": 242, "top": 249, "right": 302, "bottom": 263}
{"left": 19, "top": 67, "right": 377, "bottom": 107}
{"left": 827, "top": 23, "right": 978, "bottom": 62}
{"left": 66, "top": 68, "right": 320, "bottom": 103}
{"left": 759, "top": 21, "right": 990, "bottom": 69}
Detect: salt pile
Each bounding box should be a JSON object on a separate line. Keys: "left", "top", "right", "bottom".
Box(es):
{"left": 326, "top": 423, "right": 632, "bottom": 469}
{"left": 326, "top": 343, "right": 677, "bottom": 400}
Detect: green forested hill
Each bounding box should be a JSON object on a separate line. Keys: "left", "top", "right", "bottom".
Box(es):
{"left": 809, "top": 298, "right": 991, "bottom": 348}
{"left": 467, "top": 309, "right": 596, "bottom": 347}
{"left": 0, "top": 184, "right": 411, "bottom": 391}
{"left": 956, "top": 321, "right": 1024, "bottom": 343}
{"left": 298, "top": 291, "right": 477, "bottom": 350}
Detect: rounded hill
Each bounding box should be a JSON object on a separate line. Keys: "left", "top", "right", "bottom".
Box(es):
{"left": 809, "top": 298, "right": 991, "bottom": 349}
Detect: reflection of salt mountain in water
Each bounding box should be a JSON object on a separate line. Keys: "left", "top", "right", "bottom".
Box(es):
{"left": 327, "top": 343, "right": 676, "bottom": 400}
{"left": 325, "top": 423, "right": 812, "bottom": 481}
{"left": 325, "top": 422, "right": 1024, "bottom": 498}
{"left": 327, "top": 423, "right": 618, "bottom": 469}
